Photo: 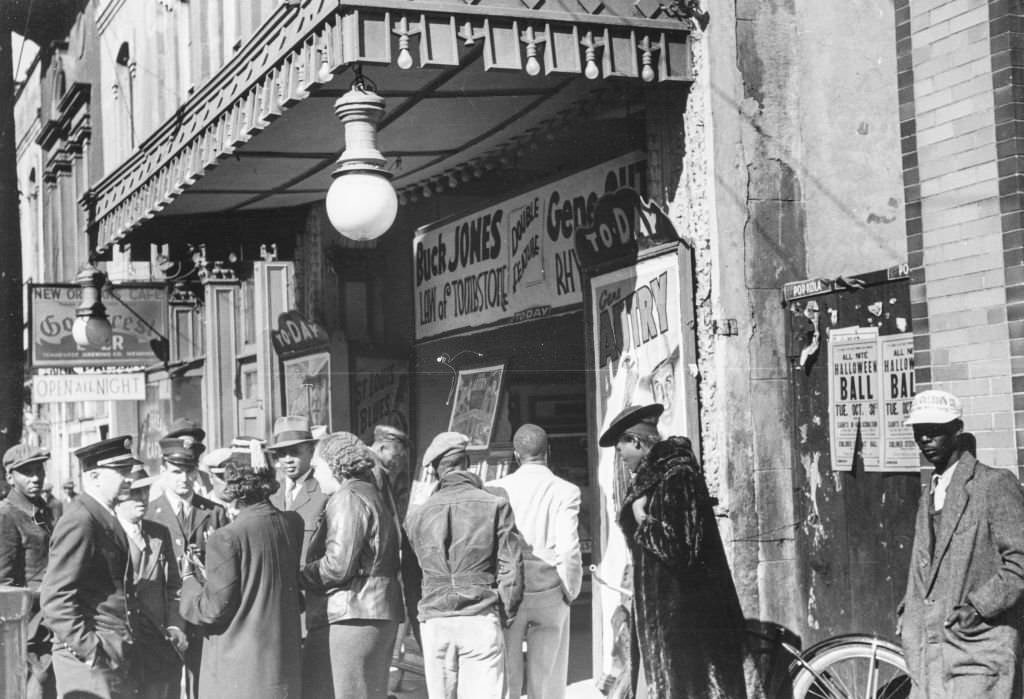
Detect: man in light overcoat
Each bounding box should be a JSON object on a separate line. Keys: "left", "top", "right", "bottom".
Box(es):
{"left": 899, "top": 389, "right": 1024, "bottom": 698}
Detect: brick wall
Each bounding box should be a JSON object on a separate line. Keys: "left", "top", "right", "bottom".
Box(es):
{"left": 904, "top": 0, "right": 1018, "bottom": 468}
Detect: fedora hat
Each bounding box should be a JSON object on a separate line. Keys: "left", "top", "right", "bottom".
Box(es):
{"left": 266, "top": 416, "right": 319, "bottom": 451}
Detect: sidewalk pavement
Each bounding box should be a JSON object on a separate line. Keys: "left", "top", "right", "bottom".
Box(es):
{"left": 390, "top": 670, "right": 603, "bottom": 699}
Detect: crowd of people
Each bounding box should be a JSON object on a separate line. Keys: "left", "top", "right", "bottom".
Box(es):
{"left": 0, "top": 414, "right": 591, "bottom": 699}
{"left": 17, "top": 392, "right": 1008, "bottom": 699}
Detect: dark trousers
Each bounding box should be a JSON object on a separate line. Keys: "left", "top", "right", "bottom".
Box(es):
{"left": 184, "top": 629, "right": 202, "bottom": 698}
{"left": 52, "top": 647, "right": 136, "bottom": 699}
{"left": 301, "top": 626, "right": 332, "bottom": 699}
{"left": 328, "top": 620, "right": 399, "bottom": 699}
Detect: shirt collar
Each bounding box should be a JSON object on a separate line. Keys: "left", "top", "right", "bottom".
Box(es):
{"left": 289, "top": 468, "right": 313, "bottom": 488}
{"left": 117, "top": 515, "right": 142, "bottom": 535}
{"left": 164, "top": 489, "right": 194, "bottom": 512}
{"left": 82, "top": 491, "right": 118, "bottom": 519}
{"left": 932, "top": 460, "right": 959, "bottom": 490}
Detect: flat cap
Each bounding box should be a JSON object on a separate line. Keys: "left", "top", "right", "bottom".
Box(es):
{"left": 422, "top": 432, "right": 469, "bottom": 468}
{"left": 75, "top": 435, "right": 142, "bottom": 472}
{"left": 598, "top": 403, "right": 664, "bottom": 448}
{"left": 374, "top": 424, "right": 409, "bottom": 445}
{"left": 3, "top": 444, "right": 50, "bottom": 471}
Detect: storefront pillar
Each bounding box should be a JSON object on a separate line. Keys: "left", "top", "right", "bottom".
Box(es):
{"left": 202, "top": 273, "right": 240, "bottom": 447}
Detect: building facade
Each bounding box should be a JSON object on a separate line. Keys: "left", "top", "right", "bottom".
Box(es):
{"left": 13, "top": 0, "right": 1020, "bottom": 681}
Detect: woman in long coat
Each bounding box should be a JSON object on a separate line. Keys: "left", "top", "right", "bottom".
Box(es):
{"left": 180, "top": 442, "right": 304, "bottom": 699}
{"left": 618, "top": 436, "right": 748, "bottom": 699}
{"left": 300, "top": 432, "right": 404, "bottom": 699}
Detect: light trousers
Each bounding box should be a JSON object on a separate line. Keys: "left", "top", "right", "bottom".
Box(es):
{"left": 421, "top": 614, "right": 508, "bottom": 699}
{"left": 503, "top": 588, "right": 572, "bottom": 699}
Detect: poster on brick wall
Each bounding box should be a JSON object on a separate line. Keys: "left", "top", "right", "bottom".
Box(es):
{"left": 828, "top": 327, "right": 882, "bottom": 470}
{"left": 881, "top": 334, "right": 918, "bottom": 469}
{"left": 828, "top": 328, "right": 919, "bottom": 472}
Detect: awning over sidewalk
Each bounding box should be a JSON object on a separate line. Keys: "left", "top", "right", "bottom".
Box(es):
{"left": 90, "top": 0, "right": 697, "bottom": 252}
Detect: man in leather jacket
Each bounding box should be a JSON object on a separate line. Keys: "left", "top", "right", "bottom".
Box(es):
{"left": 406, "top": 432, "right": 524, "bottom": 698}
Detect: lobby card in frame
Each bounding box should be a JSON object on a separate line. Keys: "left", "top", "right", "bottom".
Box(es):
{"left": 448, "top": 364, "right": 505, "bottom": 450}
{"left": 281, "top": 351, "right": 332, "bottom": 429}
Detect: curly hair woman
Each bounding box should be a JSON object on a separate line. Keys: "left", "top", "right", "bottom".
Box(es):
{"left": 179, "top": 441, "right": 304, "bottom": 699}
{"left": 300, "top": 432, "right": 404, "bottom": 699}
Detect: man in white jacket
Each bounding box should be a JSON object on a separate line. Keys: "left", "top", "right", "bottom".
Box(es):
{"left": 487, "top": 423, "right": 583, "bottom": 699}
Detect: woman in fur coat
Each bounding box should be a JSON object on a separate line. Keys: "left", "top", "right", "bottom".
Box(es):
{"left": 618, "top": 436, "right": 748, "bottom": 699}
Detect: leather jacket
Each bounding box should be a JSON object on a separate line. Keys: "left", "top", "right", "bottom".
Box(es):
{"left": 301, "top": 475, "right": 404, "bottom": 623}
{"left": 406, "top": 470, "right": 524, "bottom": 624}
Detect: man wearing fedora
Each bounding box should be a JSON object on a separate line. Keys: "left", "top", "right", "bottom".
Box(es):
{"left": 115, "top": 465, "right": 188, "bottom": 699}
{"left": 0, "top": 443, "right": 56, "bottom": 699}
{"left": 146, "top": 433, "right": 227, "bottom": 698}
{"left": 596, "top": 403, "right": 663, "bottom": 698}
{"left": 41, "top": 436, "right": 143, "bottom": 699}
{"left": 266, "top": 415, "right": 330, "bottom": 699}
{"left": 268, "top": 415, "right": 327, "bottom": 561}
{"left": 899, "top": 389, "right": 1024, "bottom": 698}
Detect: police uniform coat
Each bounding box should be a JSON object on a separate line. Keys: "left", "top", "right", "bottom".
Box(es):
{"left": 180, "top": 501, "right": 304, "bottom": 699}
{"left": 145, "top": 492, "right": 228, "bottom": 564}
{"left": 900, "top": 453, "right": 1024, "bottom": 698}
{"left": 145, "top": 491, "right": 227, "bottom": 696}
{"left": 129, "top": 519, "right": 185, "bottom": 698}
{"left": 40, "top": 494, "right": 134, "bottom": 696}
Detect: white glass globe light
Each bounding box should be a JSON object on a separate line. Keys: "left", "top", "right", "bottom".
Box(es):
{"left": 72, "top": 313, "right": 113, "bottom": 349}
{"left": 325, "top": 171, "right": 399, "bottom": 241}
{"left": 71, "top": 264, "right": 113, "bottom": 349}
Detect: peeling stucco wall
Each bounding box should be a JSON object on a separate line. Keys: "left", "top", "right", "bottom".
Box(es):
{"left": 672, "top": 0, "right": 908, "bottom": 647}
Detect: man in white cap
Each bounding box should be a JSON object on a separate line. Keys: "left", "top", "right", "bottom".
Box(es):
{"left": 406, "top": 432, "right": 524, "bottom": 698}
{"left": 899, "top": 389, "right": 1024, "bottom": 698}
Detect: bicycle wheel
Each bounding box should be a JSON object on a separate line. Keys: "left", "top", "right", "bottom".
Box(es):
{"left": 790, "top": 637, "right": 911, "bottom": 699}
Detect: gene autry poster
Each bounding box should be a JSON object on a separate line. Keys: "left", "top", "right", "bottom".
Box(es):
{"left": 412, "top": 153, "right": 646, "bottom": 340}
{"left": 588, "top": 251, "right": 691, "bottom": 681}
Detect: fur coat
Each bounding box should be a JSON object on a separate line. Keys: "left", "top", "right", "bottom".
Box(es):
{"left": 618, "top": 437, "right": 748, "bottom": 699}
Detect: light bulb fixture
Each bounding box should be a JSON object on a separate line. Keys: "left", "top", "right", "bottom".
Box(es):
{"left": 72, "top": 263, "right": 113, "bottom": 350}
{"left": 324, "top": 69, "right": 399, "bottom": 242}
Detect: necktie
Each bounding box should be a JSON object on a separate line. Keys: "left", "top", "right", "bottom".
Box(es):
{"left": 176, "top": 501, "right": 187, "bottom": 528}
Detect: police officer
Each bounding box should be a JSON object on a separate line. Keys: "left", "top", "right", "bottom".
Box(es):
{"left": 41, "top": 436, "right": 142, "bottom": 699}
{"left": 146, "top": 433, "right": 227, "bottom": 699}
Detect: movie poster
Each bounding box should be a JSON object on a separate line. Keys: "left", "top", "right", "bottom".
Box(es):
{"left": 588, "top": 251, "right": 690, "bottom": 677}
